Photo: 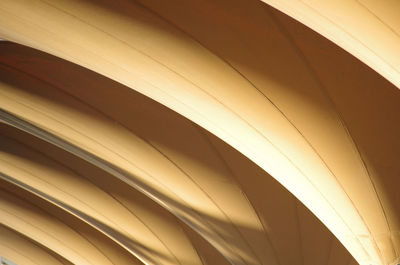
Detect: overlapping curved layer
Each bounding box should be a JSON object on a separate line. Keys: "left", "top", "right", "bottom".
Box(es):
{"left": 259, "top": 0, "right": 400, "bottom": 89}
{"left": 0, "top": 42, "right": 356, "bottom": 265}
{"left": 0, "top": 225, "right": 73, "bottom": 265}
{"left": 0, "top": 1, "right": 398, "bottom": 265}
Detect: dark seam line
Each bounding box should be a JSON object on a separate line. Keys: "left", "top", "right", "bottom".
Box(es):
{"left": 1, "top": 44, "right": 274, "bottom": 264}
{"left": 143, "top": 138, "right": 256, "bottom": 265}
{"left": 72, "top": 231, "right": 119, "bottom": 265}
{"left": 178, "top": 220, "right": 208, "bottom": 265}
{"left": 0, "top": 156, "right": 120, "bottom": 228}
{"left": 0, "top": 63, "right": 191, "bottom": 207}
{"left": 18, "top": 0, "right": 356, "bottom": 217}
{"left": 0, "top": 100, "right": 241, "bottom": 265}
{"left": 267, "top": 7, "right": 384, "bottom": 262}
{"left": 355, "top": 0, "right": 400, "bottom": 38}
{"left": 106, "top": 193, "right": 182, "bottom": 265}
{"left": 132, "top": 4, "right": 394, "bottom": 262}
{"left": 0, "top": 62, "right": 239, "bottom": 265}
{"left": 0, "top": 145, "right": 133, "bottom": 234}
{"left": 0, "top": 55, "right": 361, "bottom": 263}
{"left": 273, "top": 5, "right": 398, "bottom": 260}
{"left": 0, "top": 223, "right": 73, "bottom": 265}
{"left": 0, "top": 240, "right": 41, "bottom": 265}
{"left": 0, "top": 108, "right": 244, "bottom": 265}
{"left": 0, "top": 63, "right": 184, "bottom": 265}
{"left": 195, "top": 126, "right": 283, "bottom": 265}
{"left": 0, "top": 172, "right": 149, "bottom": 265}
{"left": 2, "top": 1, "right": 380, "bottom": 261}
{"left": 354, "top": 4, "right": 400, "bottom": 255}
{"left": 0, "top": 199, "right": 97, "bottom": 265}
{"left": 299, "top": 0, "right": 400, "bottom": 78}
{"left": 0, "top": 63, "right": 191, "bottom": 221}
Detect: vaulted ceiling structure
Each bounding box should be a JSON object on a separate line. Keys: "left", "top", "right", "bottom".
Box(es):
{"left": 0, "top": 1, "right": 399, "bottom": 265}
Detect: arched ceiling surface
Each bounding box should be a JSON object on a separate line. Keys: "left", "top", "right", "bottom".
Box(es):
{"left": 0, "top": 183, "right": 133, "bottom": 265}
{"left": 259, "top": 0, "right": 400, "bottom": 90}
{"left": 0, "top": 225, "right": 74, "bottom": 265}
{"left": 0, "top": 1, "right": 398, "bottom": 265}
{"left": 0, "top": 42, "right": 356, "bottom": 265}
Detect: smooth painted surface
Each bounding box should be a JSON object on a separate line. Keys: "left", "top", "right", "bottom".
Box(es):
{"left": 0, "top": 1, "right": 398, "bottom": 265}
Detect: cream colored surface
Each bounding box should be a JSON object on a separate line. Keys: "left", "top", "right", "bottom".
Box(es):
{"left": 0, "top": 188, "right": 121, "bottom": 265}
{"left": 260, "top": 0, "right": 400, "bottom": 89}
{"left": 0, "top": 42, "right": 358, "bottom": 265}
{"left": 0, "top": 1, "right": 398, "bottom": 265}
{"left": 0, "top": 225, "right": 73, "bottom": 265}
{"left": 0, "top": 134, "right": 200, "bottom": 265}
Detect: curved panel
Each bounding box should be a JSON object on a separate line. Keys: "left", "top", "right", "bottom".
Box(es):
{"left": 0, "top": 187, "right": 124, "bottom": 265}
{"left": 0, "top": 1, "right": 398, "bottom": 265}
{"left": 259, "top": 0, "right": 400, "bottom": 89}
{"left": 0, "top": 42, "right": 359, "bottom": 265}
{"left": 0, "top": 225, "right": 73, "bottom": 265}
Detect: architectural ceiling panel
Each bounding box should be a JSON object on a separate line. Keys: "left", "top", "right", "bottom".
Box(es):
{"left": 0, "top": 1, "right": 398, "bottom": 265}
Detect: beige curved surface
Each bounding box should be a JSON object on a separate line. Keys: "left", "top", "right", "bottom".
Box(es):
{"left": 0, "top": 1, "right": 398, "bottom": 265}
{"left": 259, "top": 0, "right": 400, "bottom": 89}
{"left": 0, "top": 225, "right": 73, "bottom": 265}
{"left": 0, "top": 133, "right": 201, "bottom": 265}
{"left": 0, "top": 42, "right": 358, "bottom": 265}
{"left": 0, "top": 185, "right": 134, "bottom": 265}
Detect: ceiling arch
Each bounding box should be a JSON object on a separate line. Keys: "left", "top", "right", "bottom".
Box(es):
{"left": 0, "top": 1, "right": 398, "bottom": 265}
{"left": 259, "top": 0, "right": 400, "bottom": 89}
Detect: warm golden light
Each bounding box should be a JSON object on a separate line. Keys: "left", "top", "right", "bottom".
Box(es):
{"left": 0, "top": 1, "right": 399, "bottom": 265}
